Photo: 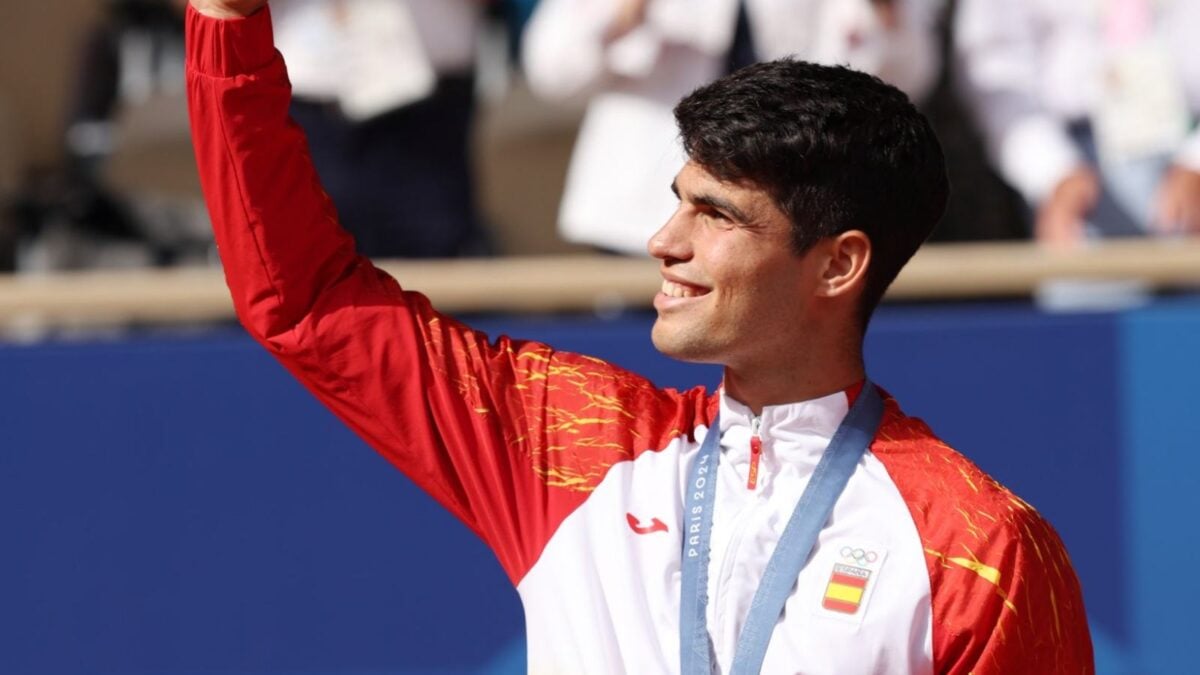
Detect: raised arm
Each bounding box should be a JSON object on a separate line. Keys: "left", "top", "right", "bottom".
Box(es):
{"left": 185, "top": 1, "right": 708, "bottom": 585}
{"left": 187, "top": 0, "right": 356, "bottom": 336}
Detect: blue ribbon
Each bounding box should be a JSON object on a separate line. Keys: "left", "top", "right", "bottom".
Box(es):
{"left": 679, "top": 382, "right": 884, "bottom": 674}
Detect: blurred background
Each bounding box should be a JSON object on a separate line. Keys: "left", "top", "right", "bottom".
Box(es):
{"left": 1, "top": 0, "right": 1198, "bottom": 673}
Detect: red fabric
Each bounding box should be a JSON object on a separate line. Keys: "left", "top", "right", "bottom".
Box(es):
{"left": 185, "top": 4, "right": 713, "bottom": 586}
{"left": 845, "top": 379, "right": 866, "bottom": 405}
{"left": 870, "top": 394, "right": 1095, "bottom": 674}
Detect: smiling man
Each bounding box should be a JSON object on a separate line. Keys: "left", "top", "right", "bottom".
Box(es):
{"left": 186, "top": 1, "right": 1093, "bottom": 673}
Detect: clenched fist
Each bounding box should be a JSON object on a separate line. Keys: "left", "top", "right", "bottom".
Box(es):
{"left": 190, "top": 0, "right": 268, "bottom": 19}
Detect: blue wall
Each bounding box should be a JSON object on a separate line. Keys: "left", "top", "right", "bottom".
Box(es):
{"left": 2, "top": 299, "right": 1197, "bottom": 673}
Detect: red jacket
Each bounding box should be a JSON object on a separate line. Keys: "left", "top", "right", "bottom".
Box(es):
{"left": 186, "top": 6, "right": 1093, "bottom": 673}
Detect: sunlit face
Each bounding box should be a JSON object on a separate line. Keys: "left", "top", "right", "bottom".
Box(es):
{"left": 648, "top": 161, "right": 826, "bottom": 370}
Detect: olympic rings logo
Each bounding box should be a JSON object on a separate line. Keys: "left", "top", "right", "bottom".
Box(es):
{"left": 840, "top": 546, "right": 879, "bottom": 565}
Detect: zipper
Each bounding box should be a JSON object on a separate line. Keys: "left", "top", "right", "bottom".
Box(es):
{"left": 747, "top": 415, "right": 762, "bottom": 490}
{"left": 711, "top": 415, "right": 764, "bottom": 642}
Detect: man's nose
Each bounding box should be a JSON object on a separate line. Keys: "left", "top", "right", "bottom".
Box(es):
{"left": 647, "top": 209, "right": 691, "bottom": 260}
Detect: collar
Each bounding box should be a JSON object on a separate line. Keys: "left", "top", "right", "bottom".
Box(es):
{"left": 716, "top": 387, "right": 853, "bottom": 476}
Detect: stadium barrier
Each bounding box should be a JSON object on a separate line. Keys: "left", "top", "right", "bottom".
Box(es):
{"left": 2, "top": 238, "right": 1200, "bottom": 327}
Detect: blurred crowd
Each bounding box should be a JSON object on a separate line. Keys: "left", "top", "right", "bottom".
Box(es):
{"left": 1, "top": 0, "right": 1198, "bottom": 273}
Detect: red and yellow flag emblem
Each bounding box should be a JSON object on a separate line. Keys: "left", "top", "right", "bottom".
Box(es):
{"left": 822, "top": 563, "right": 871, "bottom": 614}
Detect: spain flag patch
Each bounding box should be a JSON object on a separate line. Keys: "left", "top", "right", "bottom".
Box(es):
{"left": 822, "top": 563, "right": 871, "bottom": 614}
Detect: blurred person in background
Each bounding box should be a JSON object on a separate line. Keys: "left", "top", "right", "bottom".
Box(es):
{"left": 522, "top": 0, "right": 942, "bottom": 254}
{"left": 13, "top": 0, "right": 211, "bottom": 270}
{"left": 65, "top": 0, "right": 187, "bottom": 180}
{"left": 269, "top": 0, "right": 493, "bottom": 258}
{"left": 955, "top": 0, "right": 1200, "bottom": 246}
{"left": 0, "top": 96, "right": 18, "bottom": 271}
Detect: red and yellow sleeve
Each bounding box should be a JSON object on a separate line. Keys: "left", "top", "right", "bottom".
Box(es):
{"left": 185, "top": 5, "right": 710, "bottom": 585}
{"left": 926, "top": 498, "right": 1094, "bottom": 674}
{"left": 871, "top": 401, "right": 1094, "bottom": 674}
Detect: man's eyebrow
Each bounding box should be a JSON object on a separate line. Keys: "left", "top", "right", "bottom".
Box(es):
{"left": 671, "top": 179, "right": 752, "bottom": 224}
{"left": 694, "top": 193, "right": 751, "bottom": 224}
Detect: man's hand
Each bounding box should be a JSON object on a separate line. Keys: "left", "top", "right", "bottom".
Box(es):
{"left": 870, "top": 0, "right": 900, "bottom": 30}
{"left": 1153, "top": 165, "right": 1200, "bottom": 236}
{"left": 604, "top": 0, "right": 651, "bottom": 43}
{"left": 1035, "top": 167, "right": 1100, "bottom": 247}
{"left": 190, "top": 0, "right": 268, "bottom": 19}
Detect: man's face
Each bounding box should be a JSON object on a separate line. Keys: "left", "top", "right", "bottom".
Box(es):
{"left": 648, "top": 161, "right": 825, "bottom": 370}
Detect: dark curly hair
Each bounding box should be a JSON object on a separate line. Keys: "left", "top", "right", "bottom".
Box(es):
{"left": 674, "top": 58, "right": 949, "bottom": 328}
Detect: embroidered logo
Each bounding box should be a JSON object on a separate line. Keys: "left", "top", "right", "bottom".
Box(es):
{"left": 626, "top": 513, "right": 669, "bottom": 535}
{"left": 821, "top": 546, "right": 884, "bottom": 616}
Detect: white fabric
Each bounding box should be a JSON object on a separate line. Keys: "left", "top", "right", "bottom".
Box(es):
{"left": 522, "top": 0, "right": 943, "bottom": 254}
{"left": 517, "top": 389, "right": 933, "bottom": 674}
{"left": 954, "top": 0, "right": 1200, "bottom": 202}
{"left": 271, "top": 0, "right": 481, "bottom": 118}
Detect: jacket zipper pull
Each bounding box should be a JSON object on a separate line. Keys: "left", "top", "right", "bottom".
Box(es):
{"left": 748, "top": 416, "right": 762, "bottom": 490}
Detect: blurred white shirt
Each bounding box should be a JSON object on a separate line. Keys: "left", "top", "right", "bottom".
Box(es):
{"left": 523, "top": 0, "right": 942, "bottom": 254}
{"left": 955, "top": 0, "right": 1200, "bottom": 203}
{"left": 271, "top": 0, "right": 482, "bottom": 120}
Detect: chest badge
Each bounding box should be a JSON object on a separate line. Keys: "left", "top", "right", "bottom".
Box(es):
{"left": 626, "top": 513, "right": 668, "bottom": 535}
{"left": 821, "top": 546, "right": 885, "bottom": 616}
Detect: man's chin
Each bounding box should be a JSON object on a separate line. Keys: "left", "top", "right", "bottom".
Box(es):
{"left": 650, "top": 323, "right": 720, "bottom": 364}
{"left": 651, "top": 324, "right": 680, "bottom": 359}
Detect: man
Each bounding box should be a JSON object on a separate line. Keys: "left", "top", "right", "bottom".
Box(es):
{"left": 186, "top": 1, "right": 1094, "bottom": 672}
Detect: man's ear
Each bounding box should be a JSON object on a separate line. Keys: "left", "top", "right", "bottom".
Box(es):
{"left": 816, "top": 230, "right": 871, "bottom": 299}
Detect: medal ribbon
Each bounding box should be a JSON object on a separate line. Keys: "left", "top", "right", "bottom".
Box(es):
{"left": 679, "top": 381, "right": 884, "bottom": 674}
